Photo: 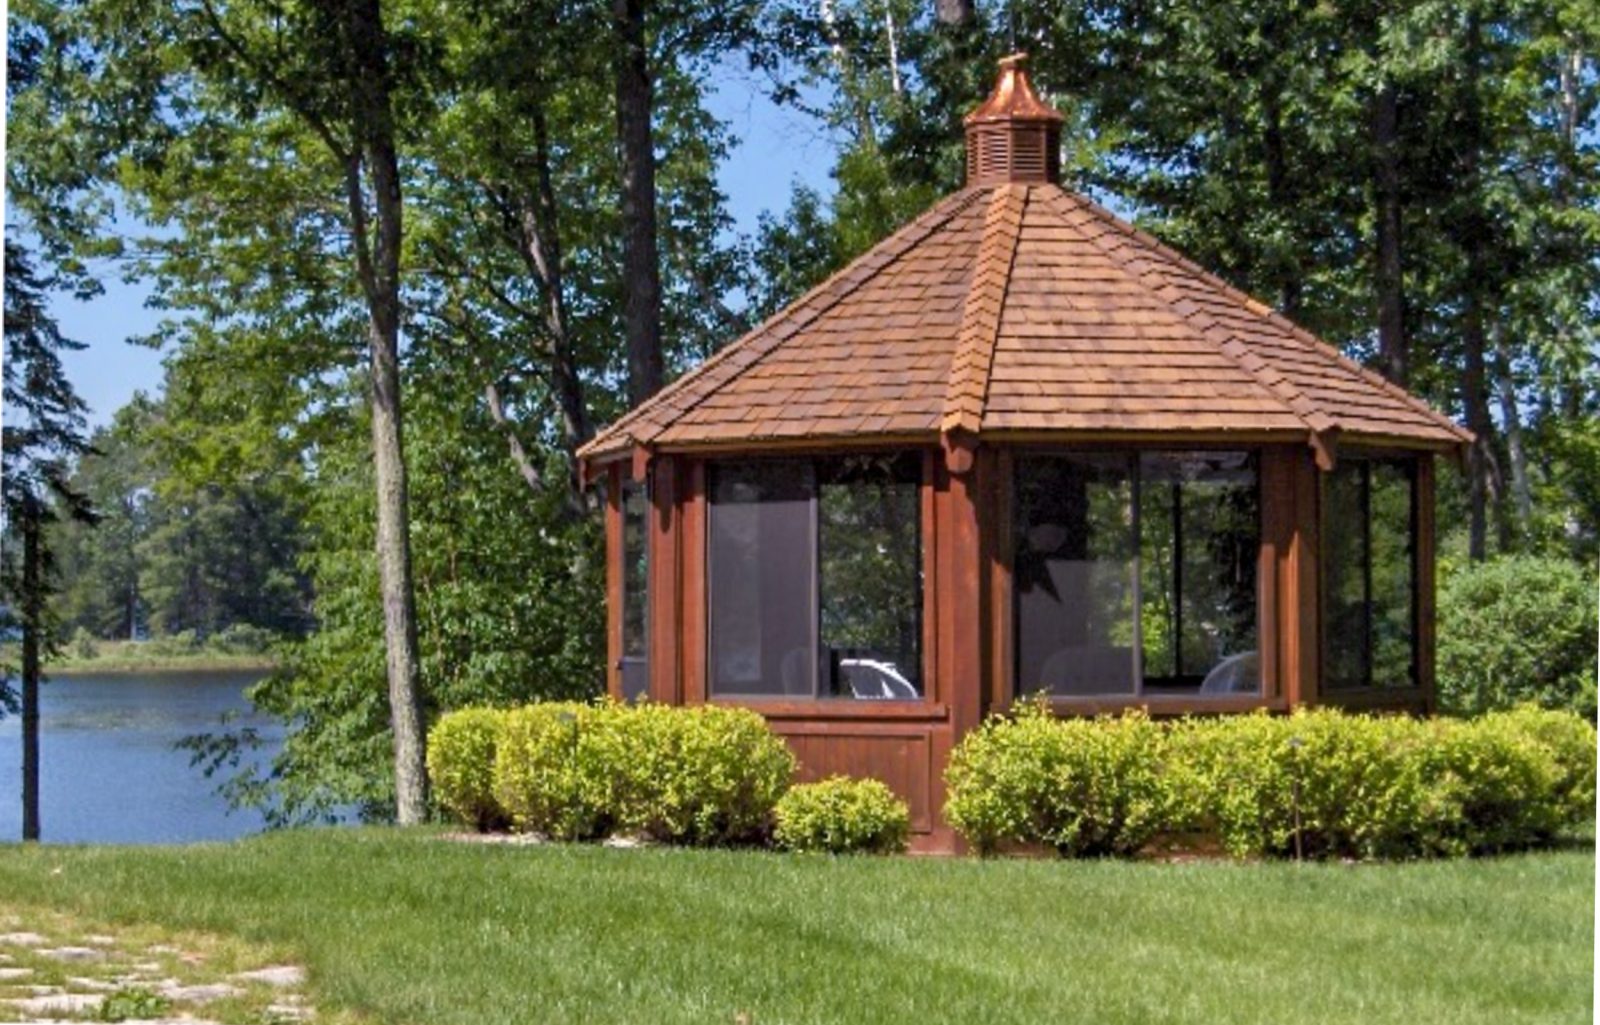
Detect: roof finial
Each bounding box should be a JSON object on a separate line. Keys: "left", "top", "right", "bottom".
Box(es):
{"left": 964, "top": 54, "right": 1063, "bottom": 186}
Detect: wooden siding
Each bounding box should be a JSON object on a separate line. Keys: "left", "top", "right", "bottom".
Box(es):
{"left": 594, "top": 443, "right": 1441, "bottom": 852}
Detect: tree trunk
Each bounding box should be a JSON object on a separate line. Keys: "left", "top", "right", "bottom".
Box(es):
{"left": 1493, "top": 332, "right": 1533, "bottom": 532}
{"left": 1371, "top": 80, "right": 1407, "bottom": 385}
{"left": 614, "top": 0, "right": 664, "bottom": 406}
{"left": 344, "top": 0, "right": 428, "bottom": 824}
{"left": 1461, "top": 291, "right": 1495, "bottom": 562}
{"left": 1260, "top": 73, "right": 1300, "bottom": 316}
{"left": 517, "top": 107, "right": 592, "bottom": 459}
{"left": 20, "top": 493, "right": 42, "bottom": 842}
{"left": 1458, "top": 11, "right": 1497, "bottom": 563}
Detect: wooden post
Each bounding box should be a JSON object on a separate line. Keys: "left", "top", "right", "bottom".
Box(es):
{"left": 681, "top": 461, "right": 707, "bottom": 705}
{"left": 1416, "top": 455, "right": 1437, "bottom": 713}
{"left": 604, "top": 464, "right": 624, "bottom": 700}
{"left": 1288, "top": 448, "right": 1322, "bottom": 707}
{"left": 937, "top": 444, "right": 987, "bottom": 742}
{"left": 647, "top": 454, "right": 682, "bottom": 704}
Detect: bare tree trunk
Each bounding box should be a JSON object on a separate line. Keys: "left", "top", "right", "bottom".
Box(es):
{"left": 1260, "top": 70, "right": 1300, "bottom": 316}
{"left": 1457, "top": 11, "right": 1497, "bottom": 563}
{"left": 884, "top": 7, "right": 902, "bottom": 95}
{"left": 1493, "top": 332, "right": 1533, "bottom": 530}
{"left": 614, "top": 0, "right": 664, "bottom": 406}
{"left": 934, "top": 0, "right": 974, "bottom": 26}
{"left": 1462, "top": 293, "right": 1495, "bottom": 561}
{"left": 344, "top": 0, "right": 427, "bottom": 824}
{"left": 516, "top": 107, "right": 592, "bottom": 458}
{"left": 1371, "top": 80, "right": 1407, "bottom": 385}
{"left": 20, "top": 493, "right": 42, "bottom": 842}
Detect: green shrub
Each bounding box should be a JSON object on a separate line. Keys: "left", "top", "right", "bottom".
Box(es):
{"left": 774, "top": 776, "right": 911, "bottom": 854}
{"left": 944, "top": 705, "right": 1172, "bottom": 856}
{"left": 606, "top": 703, "right": 795, "bottom": 845}
{"left": 1438, "top": 555, "right": 1597, "bottom": 718}
{"left": 70, "top": 626, "right": 99, "bottom": 660}
{"left": 488, "top": 701, "right": 795, "bottom": 845}
{"left": 209, "top": 622, "right": 276, "bottom": 655}
{"left": 1491, "top": 704, "right": 1598, "bottom": 824}
{"left": 1169, "top": 709, "right": 1448, "bottom": 860}
{"left": 949, "top": 705, "right": 1595, "bottom": 860}
{"left": 427, "top": 706, "right": 511, "bottom": 831}
{"left": 492, "top": 702, "right": 612, "bottom": 839}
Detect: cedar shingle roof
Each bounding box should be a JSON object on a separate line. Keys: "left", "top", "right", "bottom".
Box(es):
{"left": 577, "top": 181, "right": 1468, "bottom": 466}
{"left": 577, "top": 62, "right": 1469, "bottom": 470}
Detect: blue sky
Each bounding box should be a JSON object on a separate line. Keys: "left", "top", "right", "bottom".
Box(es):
{"left": 48, "top": 60, "right": 839, "bottom": 429}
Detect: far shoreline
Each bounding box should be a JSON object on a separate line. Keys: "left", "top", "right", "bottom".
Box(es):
{"left": 3, "top": 639, "right": 279, "bottom": 677}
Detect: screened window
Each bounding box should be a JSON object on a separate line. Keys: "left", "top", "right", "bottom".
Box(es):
{"left": 620, "top": 481, "right": 650, "bottom": 702}
{"left": 1014, "top": 451, "right": 1260, "bottom": 698}
{"left": 708, "top": 454, "right": 922, "bottom": 700}
{"left": 1324, "top": 457, "right": 1417, "bottom": 689}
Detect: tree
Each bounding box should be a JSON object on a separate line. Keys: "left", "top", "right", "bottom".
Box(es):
{"left": 1, "top": 241, "right": 94, "bottom": 841}
{"left": 16, "top": 0, "right": 436, "bottom": 820}
{"left": 614, "top": 0, "right": 666, "bottom": 405}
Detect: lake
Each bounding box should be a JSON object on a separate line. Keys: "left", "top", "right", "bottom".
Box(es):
{"left": 0, "top": 670, "right": 281, "bottom": 844}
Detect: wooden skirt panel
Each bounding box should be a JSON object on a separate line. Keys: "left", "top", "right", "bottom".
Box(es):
{"left": 766, "top": 720, "right": 950, "bottom": 836}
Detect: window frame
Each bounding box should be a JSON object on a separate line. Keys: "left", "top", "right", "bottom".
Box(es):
{"left": 1320, "top": 453, "right": 1421, "bottom": 692}
{"left": 704, "top": 451, "right": 928, "bottom": 704}
{"left": 1007, "top": 446, "right": 1266, "bottom": 703}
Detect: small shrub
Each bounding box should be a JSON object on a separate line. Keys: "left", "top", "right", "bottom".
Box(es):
{"left": 97, "top": 987, "right": 170, "bottom": 1022}
{"left": 775, "top": 776, "right": 911, "bottom": 854}
{"left": 492, "top": 702, "right": 611, "bottom": 839}
{"left": 488, "top": 701, "right": 795, "bottom": 845}
{"left": 944, "top": 705, "right": 1171, "bottom": 856}
{"left": 427, "top": 706, "right": 511, "bottom": 830}
{"left": 1438, "top": 555, "right": 1597, "bottom": 718}
{"left": 607, "top": 703, "right": 796, "bottom": 845}
{"left": 1490, "top": 704, "right": 1597, "bottom": 825}
{"left": 70, "top": 626, "right": 99, "bottom": 660}
{"left": 209, "top": 622, "right": 276, "bottom": 655}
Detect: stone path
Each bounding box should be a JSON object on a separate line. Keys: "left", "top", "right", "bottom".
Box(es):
{"left": 0, "top": 908, "right": 318, "bottom": 1024}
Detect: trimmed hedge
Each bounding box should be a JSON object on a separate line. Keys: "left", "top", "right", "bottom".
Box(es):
{"left": 945, "top": 706, "right": 1172, "bottom": 856}
{"left": 493, "top": 702, "right": 611, "bottom": 839}
{"left": 774, "top": 776, "right": 911, "bottom": 854}
{"left": 428, "top": 700, "right": 796, "bottom": 844}
{"left": 426, "top": 706, "right": 511, "bottom": 831}
{"left": 603, "top": 702, "right": 796, "bottom": 845}
{"left": 946, "top": 705, "right": 1596, "bottom": 860}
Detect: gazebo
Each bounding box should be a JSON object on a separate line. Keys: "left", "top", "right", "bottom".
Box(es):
{"left": 577, "top": 56, "right": 1471, "bottom": 851}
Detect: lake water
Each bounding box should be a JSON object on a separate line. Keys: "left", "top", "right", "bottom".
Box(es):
{"left": 0, "top": 670, "right": 281, "bottom": 844}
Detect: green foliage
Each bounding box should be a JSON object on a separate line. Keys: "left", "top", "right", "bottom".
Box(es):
{"left": 1492, "top": 704, "right": 1599, "bottom": 823}
{"left": 491, "top": 701, "right": 796, "bottom": 845}
{"left": 69, "top": 626, "right": 99, "bottom": 660}
{"left": 774, "top": 776, "right": 911, "bottom": 854}
{"left": 492, "top": 702, "right": 607, "bottom": 840}
{"left": 603, "top": 702, "right": 797, "bottom": 845}
{"left": 427, "top": 706, "right": 512, "bottom": 831}
{"left": 96, "top": 987, "right": 170, "bottom": 1022}
{"left": 1437, "top": 555, "right": 1598, "bottom": 718}
{"left": 948, "top": 706, "right": 1595, "bottom": 860}
{"left": 944, "top": 704, "right": 1173, "bottom": 856}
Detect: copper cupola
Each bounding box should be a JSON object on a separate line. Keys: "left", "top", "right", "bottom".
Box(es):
{"left": 964, "top": 53, "right": 1064, "bottom": 186}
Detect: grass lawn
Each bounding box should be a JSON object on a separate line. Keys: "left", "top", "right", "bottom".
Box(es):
{"left": 0, "top": 829, "right": 1591, "bottom": 1025}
